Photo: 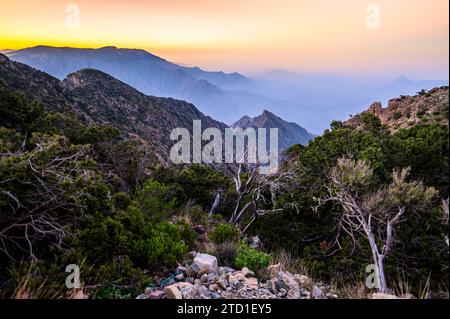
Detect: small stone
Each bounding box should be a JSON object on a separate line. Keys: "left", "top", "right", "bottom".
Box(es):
{"left": 209, "top": 284, "right": 219, "bottom": 292}
{"left": 218, "top": 266, "right": 235, "bottom": 275}
{"left": 180, "top": 285, "right": 197, "bottom": 299}
{"left": 216, "top": 276, "right": 228, "bottom": 290}
{"left": 178, "top": 282, "right": 193, "bottom": 289}
{"left": 164, "top": 284, "right": 182, "bottom": 299}
{"left": 312, "top": 285, "right": 324, "bottom": 299}
{"left": 200, "top": 273, "right": 208, "bottom": 283}
{"left": 144, "top": 287, "right": 153, "bottom": 295}
{"left": 267, "top": 279, "right": 278, "bottom": 294}
{"left": 207, "top": 273, "right": 218, "bottom": 283}
{"left": 244, "top": 277, "right": 259, "bottom": 289}
{"left": 135, "top": 294, "right": 149, "bottom": 299}
{"left": 175, "top": 273, "right": 185, "bottom": 281}
{"left": 176, "top": 265, "right": 187, "bottom": 273}
{"left": 148, "top": 290, "right": 165, "bottom": 299}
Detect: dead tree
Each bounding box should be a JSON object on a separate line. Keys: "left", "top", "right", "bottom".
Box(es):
{"left": 317, "top": 157, "right": 436, "bottom": 293}
{"left": 228, "top": 161, "right": 299, "bottom": 233}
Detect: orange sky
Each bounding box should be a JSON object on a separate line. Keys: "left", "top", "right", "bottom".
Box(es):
{"left": 0, "top": 0, "right": 448, "bottom": 78}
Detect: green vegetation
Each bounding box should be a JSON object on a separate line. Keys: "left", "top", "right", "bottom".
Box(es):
{"left": 0, "top": 82, "right": 448, "bottom": 298}
{"left": 210, "top": 224, "right": 240, "bottom": 244}
{"left": 234, "top": 244, "right": 272, "bottom": 271}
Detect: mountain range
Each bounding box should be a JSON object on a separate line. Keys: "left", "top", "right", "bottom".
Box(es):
{"left": 4, "top": 46, "right": 304, "bottom": 128}
{"left": 5, "top": 46, "right": 448, "bottom": 135}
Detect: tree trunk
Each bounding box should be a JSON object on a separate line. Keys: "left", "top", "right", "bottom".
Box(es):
{"left": 367, "top": 230, "right": 388, "bottom": 293}
{"left": 377, "top": 254, "right": 388, "bottom": 293}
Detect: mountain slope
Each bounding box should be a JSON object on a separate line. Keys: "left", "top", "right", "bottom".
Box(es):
{"left": 232, "top": 110, "right": 315, "bottom": 150}
{"left": 5, "top": 46, "right": 302, "bottom": 125}
{"left": 344, "top": 86, "right": 449, "bottom": 131}
{"left": 0, "top": 53, "right": 227, "bottom": 163}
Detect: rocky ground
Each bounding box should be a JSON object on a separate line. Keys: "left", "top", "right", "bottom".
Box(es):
{"left": 136, "top": 252, "right": 338, "bottom": 300}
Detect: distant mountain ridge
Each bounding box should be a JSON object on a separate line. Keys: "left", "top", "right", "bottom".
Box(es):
{"left": 232, "top": 110, "right": 316, "bottom": 150}
{"left": 4, "top": 46, "right": 305, "bottom": 126}
{"left": 0, "top": 52, "right": 227, "bottom": 163}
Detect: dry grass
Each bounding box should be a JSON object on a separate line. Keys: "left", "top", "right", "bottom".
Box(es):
{"left": 10, "top": 260, "right": 63, "bottom": 299}
{"left": 270, "top": 249, "right": 312, "bottom": 278}
{"left": 392, "top": 270, "right": 431, "bottom": 299}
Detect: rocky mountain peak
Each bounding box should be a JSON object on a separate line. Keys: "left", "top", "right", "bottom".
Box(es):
{"left": 232, "top": 110, "right": 315, "bottom": 150}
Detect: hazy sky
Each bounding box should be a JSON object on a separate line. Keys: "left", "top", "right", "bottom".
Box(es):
{"left": 0, "top": 0, "right": 448, "bottom": 79}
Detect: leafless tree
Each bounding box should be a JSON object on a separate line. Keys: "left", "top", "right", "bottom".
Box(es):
{"left": 0, "top": 135, "right": 97, "bottom": 260}
{"left": 227, "top": 161, "right": 299, "bottom": 233}
{"left": 317, "top": 157, "right": 436, "bottom": 293}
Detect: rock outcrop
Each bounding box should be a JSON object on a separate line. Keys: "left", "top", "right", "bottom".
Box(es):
{"left": 345, "top": 87, "right": 449, "bottom": 132}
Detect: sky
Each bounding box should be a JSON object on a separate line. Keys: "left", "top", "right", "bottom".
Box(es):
{"left": 0, "top": 0, "right": 448, "bottom": 79}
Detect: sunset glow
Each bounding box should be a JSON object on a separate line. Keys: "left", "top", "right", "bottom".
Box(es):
{"left": 0, "top": 0, "right": 448, "bottom": 78}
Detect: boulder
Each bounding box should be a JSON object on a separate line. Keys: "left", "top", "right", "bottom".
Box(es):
{"left": 191, "top": 253, "right": 218, "bottom": 275}
{"left": 164, "top": 284, "right": 182, "bottom": 299}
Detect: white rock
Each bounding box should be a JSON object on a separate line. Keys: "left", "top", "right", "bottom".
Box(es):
{"left": 191, "top": 253, "right": 218, "bottom": 274}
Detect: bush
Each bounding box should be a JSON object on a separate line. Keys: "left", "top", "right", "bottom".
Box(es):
{"left": 130, "top": 221, "right": 187, "bottom": 267}
{"left": 234, "top": 244, "right": 271, "bottom": 271}
{"left": 176, "top": 219, "right": 198, "bottom": 249}
{"left": 210, "top": 224, "right": 240, "bottom": 244}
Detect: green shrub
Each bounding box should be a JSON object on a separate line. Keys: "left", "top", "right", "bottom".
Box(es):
{"left": 234, "top": 244, "right": 271, "bottom": 271}
{"left": 176, "top": 219, "right": 198, "bottom": 249}
{"left": 210, "top": 224, "right": 240, "bottom": 244}
{"left": 131, "top": 221, "right": 187, "bottom": 267}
